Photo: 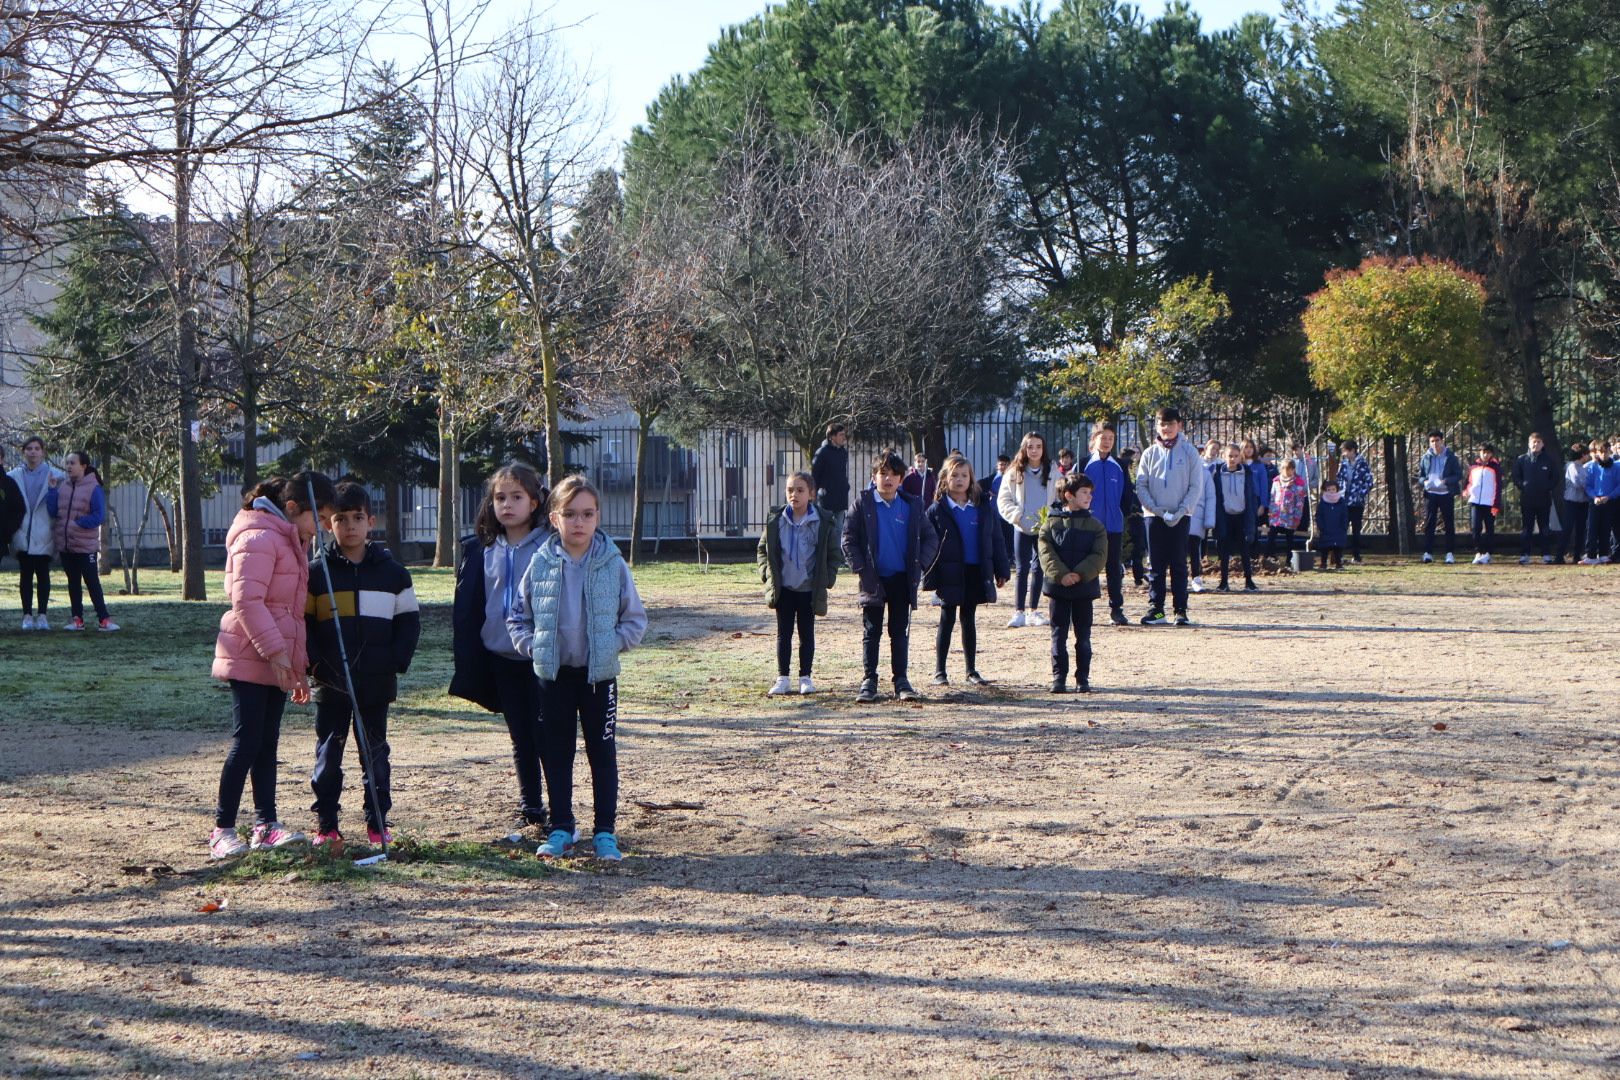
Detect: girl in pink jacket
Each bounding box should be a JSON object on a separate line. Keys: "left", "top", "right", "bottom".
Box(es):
{"left": 209, "top": 472, "right": 337, "bottom": 860}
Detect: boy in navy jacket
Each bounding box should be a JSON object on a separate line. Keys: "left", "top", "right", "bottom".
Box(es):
{"left": 842, "top": 451, "right": 940, "bottom": 703}
{"left": 305, "top": 483, "right": 421, "bottom": 847}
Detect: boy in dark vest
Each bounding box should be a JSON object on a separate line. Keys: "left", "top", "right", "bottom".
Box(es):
{"left": 1038, "top": 472, "right": 1107, "bottom": 693}
{"left": 305, "top": 482, "right": 421, "bottom": 849}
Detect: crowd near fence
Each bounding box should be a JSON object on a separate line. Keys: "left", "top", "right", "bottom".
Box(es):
{"left": 85, "top": 391, "right": 1620, "bottom": 562}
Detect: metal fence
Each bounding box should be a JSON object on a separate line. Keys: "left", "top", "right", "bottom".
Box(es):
{"left": 97, "top": 393, "right": 1620, "bottom": 555}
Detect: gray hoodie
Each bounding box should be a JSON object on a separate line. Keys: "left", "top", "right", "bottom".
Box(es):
{"left": 480, "top": 528, "right": 547, "bottom": 659}
{"left": 1135, "top": 437, "right": 1204, "bottom": 524}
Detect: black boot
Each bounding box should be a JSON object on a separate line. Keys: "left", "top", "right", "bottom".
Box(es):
{"left": 1076, "top": 645, "right": 1091, "bottom": 693}
{"left": 1050, "top": 655, "right": 1068, "bottom": 694}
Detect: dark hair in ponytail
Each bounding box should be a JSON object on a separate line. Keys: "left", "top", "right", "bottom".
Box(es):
{"left": 65, "top": 450, "right": 101, "bottom": 483}
{"left": 242, "top": 470, "right": 337, "bottom": 514}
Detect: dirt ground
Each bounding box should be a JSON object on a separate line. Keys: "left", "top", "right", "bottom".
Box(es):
{"left": 2, "top": 557, "right": 1618, "bottom": 1079}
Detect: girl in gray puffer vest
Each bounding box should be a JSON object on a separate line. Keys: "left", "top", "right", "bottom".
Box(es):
{"left": 507, "top": 476, "right": 647, "bottom": 863}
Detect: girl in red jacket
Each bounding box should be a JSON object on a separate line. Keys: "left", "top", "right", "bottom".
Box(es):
{"left": 208, "top": 472, "right": 337, "bottom": 860}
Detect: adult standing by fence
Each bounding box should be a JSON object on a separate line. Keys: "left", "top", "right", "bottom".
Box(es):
{"left": 811, "top": 423, "right": 851, "bottom": 543}
{"left": 1511, "top": 433, "right": 1558, "bottom": 564}
{"left": 1418, "top": 430, "right": 1462, "bottom": 564}
{"left": 9, "top": 436, "right": 65, "bottom": 630}
{"left": 1338, "top": 440, "right": 1374, "bottom": 564}
{"left": 1135, "top": 408, "right": 1203, "bottom": 626}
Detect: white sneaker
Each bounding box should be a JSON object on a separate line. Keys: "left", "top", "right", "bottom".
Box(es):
{"left": 1518, "top": 555, "right": 1529, "bottom": 565}
{"left": 1472, "top": 553, "right": 1486, "bottom": 564}
{"left": 1006, "top": 611, "right": 1026, "bottom": 628}
{"left": 20, "top": 614, "right": 33, "bottom": 631}
{"left": 929, "top": 594, "right": 943, "bottom": 606}
{"left": 34, "top": 614, "right": 49, "bottom": 631}
{"left": 1190, "top": 577, "right": 1205, "bottom": 593}
{"left": 97, "top": 618, "right": 120, "bottom": 632}
{"left": 1028, "top": 610, "right": 1049, "bottom": 627}
{"left": 1580, "top": 556, "right": 1600, "bottom": 566}
{"left": 1541, "top": 555, "right": 1553, "bottom": 564}
{"left": 767, "top": 676, "right": 793, "bottom": 696}
{"left": 1443, "top": 553, "right": 1455, "bottom": 564}
{"left": 798, "top": 677, "right": 815, "bottom": 695}
{"left": 1421, "top": 553, "right": 1434, "bottom": 563}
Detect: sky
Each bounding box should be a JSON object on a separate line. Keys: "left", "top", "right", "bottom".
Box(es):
{"left": 536, "top": 0, "right": 1294, "bottom": 167}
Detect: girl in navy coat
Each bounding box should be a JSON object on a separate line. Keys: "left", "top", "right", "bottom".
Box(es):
{"left": 924, "top": 455, "right": 1009, "bottom": 687}
{"left": 1315, "top": 479, "right": 1350, "bottom": 569}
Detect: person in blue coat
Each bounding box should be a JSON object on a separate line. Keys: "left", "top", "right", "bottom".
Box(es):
{"left": 1315, "top": 479, "right": 1350, "bottom": 569}
{"left": 1082, "top": 426, "right": 1129, "bottom": 626}
{"left": 924, "top": 456, "right": 1010, "bottom": 687}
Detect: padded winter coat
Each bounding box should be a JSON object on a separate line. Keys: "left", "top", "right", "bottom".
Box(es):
{"left": 47, "top": 472, "right": 105, "bottom": 555}
{"left": 211, "top": 504, "right": 310, "bottom": 687}
{"left": 923, "top": 493, "right": 1010, "bottom": 606}
{"left": 758, "top": 504, "right": 839, "bottom": 616}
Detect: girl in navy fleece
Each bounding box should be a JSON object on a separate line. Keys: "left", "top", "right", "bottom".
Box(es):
{"left": 450, "top": 463, "right": 550, "bottom": 838}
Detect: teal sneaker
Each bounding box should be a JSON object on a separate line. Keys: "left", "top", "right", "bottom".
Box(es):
{"left": 592, "top": 833, "right": 623, "bottom": 861}
{"left": 537, "top": 829, "right": 574, "bottom": 858}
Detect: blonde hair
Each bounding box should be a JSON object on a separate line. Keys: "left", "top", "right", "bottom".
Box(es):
{"left": 934, "top": 454, "right": 980, "bottom": 503}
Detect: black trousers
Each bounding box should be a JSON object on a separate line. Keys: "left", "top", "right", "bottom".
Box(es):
{"left": 215, "top": 680, "right": 287, "bottom": 829}
{"left": 1519, "top": 503, "right": 1552, "bottom": 557}
{"left": 1557, "top": 500, "right": 1588, "bottom": 561}
{"left": 309, "top": 690, "right": 391, "bottom": 832}
{"left": 1013, "top": 531, "right": 1044, "bottom": 611}
{"left": 1217, "top": 525, "right": 1254, "bottom": 585}
{"left": 60, "top": 551, "right": 109, "bottom": 621}
{"left": 775, "top": 588, "right": 816, "bottom": 677}
{"left": 1470, "top": 504, "right": 1495, "bottom": 553}
{"left": 1588, "top": 502, "right": 1616, "bottom": 560}
{"left": 538, "top": 667, "right": 618, "bottom": 837}
{"left": 1048, "top": 595, "right": 1093, "bottom": 685}
{"left": 1347, "top": 504, "right": 1365, "bottom": 559}
{"left": 861, "top": 574, "right": 911, "bottom": 683}
{"left": 1188, "top": 534, "right": 1206, "bottom": 579}
{"left": 1147, "top": 517, "right": 1190, "bottom": 615}
{"left": 1125, "top": 518, "right": 1147, "bottom": 584}
{"left": 1266, "top": 526, "right": 1295, "bottom": 556}
{"left": 1423, "top": 493, "right": 1456, "bottom": 555}
{"left": 1102, "top": 531, "right": 1124, "bottom": 612}
{"left": 935, "top": 571, "right": 984, "bottom": 676}
{"left": 491, "top": 654, "right": 547, "bottom": 826}
{"left": 17, "top": 553, "right": 50, "bottom": 614}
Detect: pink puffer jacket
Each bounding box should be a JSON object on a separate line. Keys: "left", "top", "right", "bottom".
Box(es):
{"left": 212, "top": 505, "right": 310, "bottom": 686}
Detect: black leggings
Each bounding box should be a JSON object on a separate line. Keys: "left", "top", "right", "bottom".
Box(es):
{"left": 775, "top": 589, "right": 815, "bottom": 677}
{"left": 935, "top": 571, "right": 984, "bottom": 676}
{"left": 215, "top": 680, "right": 287, "bottom": 829}
{"left": 1471, "top": 504, "right": 1495, "bottom": 554}
{"left": 17, "top": 553, "right": 50, "bottom": 614}
{"left": 492, "top": 655, "right": 547, "bottom": 826}
{"left": 1013, "top": 531, "right": 1044, "bottom": 611}
{"left": 61, "top": 552, "right": 109, "bottom": 621}
{"left": 539, "top": 667, "right": 618, "bottom": 837}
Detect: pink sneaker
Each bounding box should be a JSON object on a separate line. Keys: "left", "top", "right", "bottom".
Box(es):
{"left": 366, "top": 826, "right": 392, "bottom": 846}
{"left": 209, "top": 827, "right": 249, "bottom": 860}
{"left": 248, "top": 822, "right": 306, "bottom": 850}
{"left": 312, "top": 829, "right": 344, "bottom": 852}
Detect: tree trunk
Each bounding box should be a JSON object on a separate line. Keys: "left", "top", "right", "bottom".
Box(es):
{"left": 629, "top": 410, "right": 657, "bottom": 566}
{"left": 177, "top": 318, "right": 207, "bottom": 599}
{"left": 240, "top": 390, "right": 259, "bottom": 490}
{"left": 539, "top": 318, "right": 565, "bottom": 488}
{"left": 1509, "top": 282, "right": 1557, "bottom": 447}
{"left": 434, "top": 409, "right": 459, "bottom": 568}
{"left": 383, "top": 478, "right": 405, "bottom": 555}
{"left": 155, "top": 494, "right": 180, "bottom": 572}
{"left": 923, "top": 415, "right": 947, "bottom": 470}
{"left": 1383, "top": 434, "right": 1413, "bottom": 556}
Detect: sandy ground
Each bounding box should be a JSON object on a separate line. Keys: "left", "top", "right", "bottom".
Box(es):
{"left": 2, "top": 558, "right": 1618, "bottom": 1079}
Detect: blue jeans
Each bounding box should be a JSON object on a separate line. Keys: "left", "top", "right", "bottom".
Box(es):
{"left": 1014, "top": 531, "right": 1044, "bottom": 611}
{"left": 215, "top": 681, "right": 287, "bottom": 829}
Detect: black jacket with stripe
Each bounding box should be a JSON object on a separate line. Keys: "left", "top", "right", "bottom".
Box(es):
{"left": 305, "top": 541, "right": 420, "bottom": 704}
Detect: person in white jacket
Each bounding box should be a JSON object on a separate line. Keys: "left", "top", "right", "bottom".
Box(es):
{"left": 9, "top": 436, "right": 66, "bottom": 630}
{"left": 997, "top": 432, "right": 1059, "bottom": 628}
{"left": 1134, "top": 408, "right": 1204, "bottom": 625}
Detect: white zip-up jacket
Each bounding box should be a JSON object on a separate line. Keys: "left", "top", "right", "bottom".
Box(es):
{"left": 9, "top": 464, "right": 66, "bottom": 556}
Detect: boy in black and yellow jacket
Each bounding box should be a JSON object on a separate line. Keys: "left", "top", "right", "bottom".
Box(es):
{"left": 1038, "top": 473, "right": 1107, "bottom": 694}
{"left": 305, "top": 482, "right": 420, "bottom": 847}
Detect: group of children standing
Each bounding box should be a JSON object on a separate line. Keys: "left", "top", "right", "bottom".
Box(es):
{"left": 208, "top": 465, "right": 645, "bottom": 863}
{"left": 3, "top": 437, "right": 121, "bottom": 633}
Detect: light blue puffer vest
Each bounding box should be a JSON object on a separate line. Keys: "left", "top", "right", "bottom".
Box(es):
{"left": 527, "top": 535, "right": 625, "bottom": 684}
